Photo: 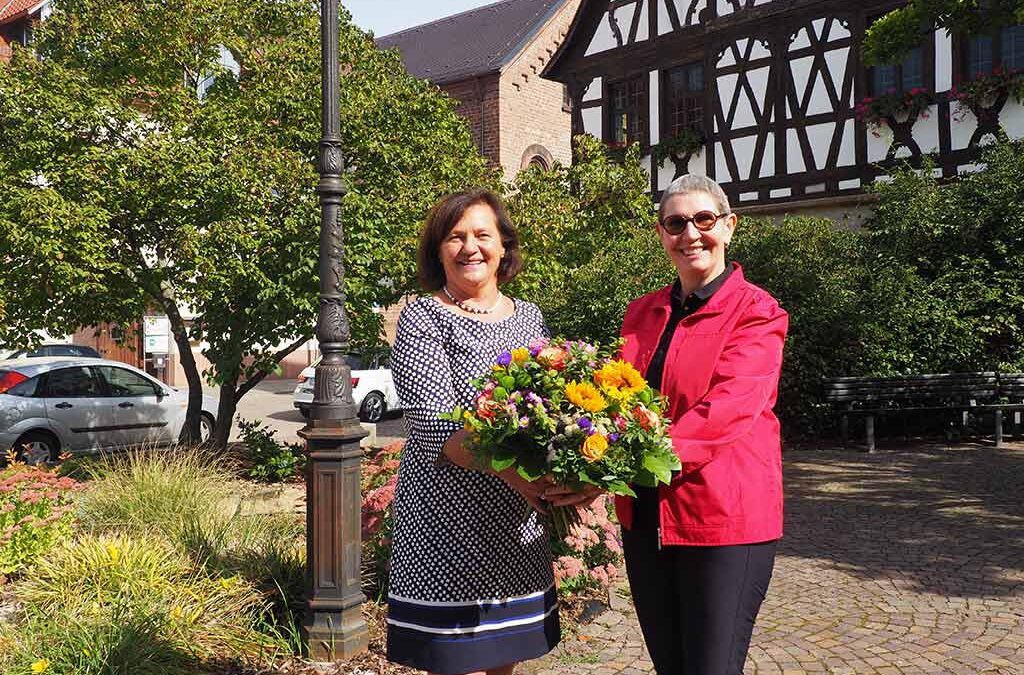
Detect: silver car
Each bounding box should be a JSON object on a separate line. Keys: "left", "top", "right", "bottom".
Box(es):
{"left": 0, "top": 357, "right": 218, "bottom": 463}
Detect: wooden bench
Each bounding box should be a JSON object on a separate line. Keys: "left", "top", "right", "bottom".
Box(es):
{"left": 822, "top": 372, "right": 1024, "bottom": 451}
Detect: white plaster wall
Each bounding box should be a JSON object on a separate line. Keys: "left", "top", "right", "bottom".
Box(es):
{"left": 786, "top": 129, "right": 806, "bottom": 174}
{"left": 730, "top": 135, "right": 758, "bottom": 179}
{"left": 635, "top": 1, "right": 649, "bottom": 42}
{"left": 1001, "top": 99, "right": 1024, "bottom": 139}
{"left": 838, "top": 119, "right": 856, "bottom": 166}
{"left": 582, "top": 77, "right": 602, "bottom": 102}
{"left": 658, "top": 0, "right": 673, "bottom": 36}
{"left": 789, "top": 56, "right": 813, "bottom": 117}
{"left": 714, "top": 142, "right": 732, "bottom": 183}
{"left": 688, "top": 152, "right": 706, "bottom": 176}
{"left": 950, "top": 106, "right": 979, "bottom": 151}
{"left": 745, "top": 67, "right": 770, "bottom": 123}
{"left": 915, "top": 106, "right": 941, "bottom": 154}
{"left": 650, "top": 70, "right": 661, "bottom": 142}
{"left": 582, "top": 106, "right": 603, "bottom": 138}
{"left": 806, "top": 123, "right": 834, "bottom": 170}
{"left": 790, "top": 26, "right": 811, "bottom": 51}
{"left": 867, "top": 126, "right": 894, "bottom": 163}
{"left": 935, "top": 30, "right": 953, "bottom": 93}
{"left": 586, "top": 13, "right": 619, "bottom": 56}
{"left": 657, "top": 161, "right": 676, "bottom": 191}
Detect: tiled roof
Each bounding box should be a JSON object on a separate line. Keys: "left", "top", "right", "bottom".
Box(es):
{"left": 375, "top": 0, "right": 565, "bottom": 85}
{"left": 0, "top": 0, "right": 45, "bottom": 25}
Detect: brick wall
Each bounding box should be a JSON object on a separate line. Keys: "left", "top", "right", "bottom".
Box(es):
{"left": 497, "top": 0, "right": 581, "bottom": 178}
{"left": 440, "top": 75, "right": 502, "bottom": 170}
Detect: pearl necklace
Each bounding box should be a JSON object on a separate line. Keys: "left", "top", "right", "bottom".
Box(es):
{"left": 442, "top": 286, "right": 503, "bottom": 314}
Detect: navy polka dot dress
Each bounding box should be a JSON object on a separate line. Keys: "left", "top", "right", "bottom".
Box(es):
{"left": 385, "top": 296, "right": 559, "bottom": 675}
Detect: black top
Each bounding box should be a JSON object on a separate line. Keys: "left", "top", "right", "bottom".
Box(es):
{"left": 634, "top": 264, "right": 734, "bottom": 530}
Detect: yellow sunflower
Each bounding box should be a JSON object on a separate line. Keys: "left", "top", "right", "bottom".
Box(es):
{"left": 594, "top": 360, "right": 647, "bottom": 400}
{"left": 565, "top": 381, "right": 607, "bottom": 413}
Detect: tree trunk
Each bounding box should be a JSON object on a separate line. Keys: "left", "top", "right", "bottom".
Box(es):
{"left": 159, "top": 298, "right": 204, "bottom": 445}
{"left": 212, "top": 377, "right": 240, "bottom": 450}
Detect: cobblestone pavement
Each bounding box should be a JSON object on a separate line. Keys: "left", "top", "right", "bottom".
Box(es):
{"left": 524, "top": 443, "right": 1024, "bottom": 675}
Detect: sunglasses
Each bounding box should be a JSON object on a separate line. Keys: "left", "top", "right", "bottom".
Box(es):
{"left": 659, "top": 211, "right": 730, "bottom": 235}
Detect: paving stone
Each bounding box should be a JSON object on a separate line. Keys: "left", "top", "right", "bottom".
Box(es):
{"left": 518, "top": 445, "right": 1024, "bottom": 675}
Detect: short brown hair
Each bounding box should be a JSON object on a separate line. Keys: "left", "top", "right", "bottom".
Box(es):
{"left": 417, "top": 189, "right": 523, "bottom": 291}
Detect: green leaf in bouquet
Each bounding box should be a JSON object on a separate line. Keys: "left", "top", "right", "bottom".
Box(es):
{"left": 517, "top": 463, "right": 547, "bottom": 482}
{"left": 515, "top": 372, "right": 532, "bottom": 388}
{"left": 631, "top": 468, "right": 657, "bottom": 488}
{"left": 642, "top": 452, "right": 677, "bottom": 485}
{"left": 440, "top": 406, "right": 465, "bottom": 422}
{"left": 493, "top": 387, "right": 509, "bottom": 401}
{"left": 490, "top": 455, "right": 517, "bottom": 473}
{"left": 605, "top": 480, "right": 636, "bottom": 497}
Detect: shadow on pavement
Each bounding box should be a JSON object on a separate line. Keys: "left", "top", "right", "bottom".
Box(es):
{"left": 782, "top": 443, "right": 1024, "bottom": 599}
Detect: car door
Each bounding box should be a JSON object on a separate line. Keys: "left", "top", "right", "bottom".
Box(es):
{"left": 41, "top": 365, "right": 116, "bottom": 451}
{"left": 94, "top": 365, "right": 177, "bottom": 447}
{"left": 376, "top": 351, "right": 401, "bottom": 410}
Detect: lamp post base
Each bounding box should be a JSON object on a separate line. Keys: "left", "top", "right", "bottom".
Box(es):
{"left": 304, "top": 606, "right": 369, "bottom": 662}
{"left": 300, "top": 418, "right": 369, "bottom": 662}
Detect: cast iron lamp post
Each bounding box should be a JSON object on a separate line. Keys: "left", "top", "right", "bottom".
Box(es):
{"left": 298, "top": 0, "right": 369, "bottom": 661}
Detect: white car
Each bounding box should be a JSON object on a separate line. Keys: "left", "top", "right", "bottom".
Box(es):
{"left": 293, "top": 351, "right": 400, "bottom": 423}
{"left": 0, "top": 357, "right": 218, "bottom": 463}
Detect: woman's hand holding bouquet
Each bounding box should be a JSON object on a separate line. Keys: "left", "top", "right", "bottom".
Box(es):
{"left": 443, "top": 338, "right": 680, "bottom": 536}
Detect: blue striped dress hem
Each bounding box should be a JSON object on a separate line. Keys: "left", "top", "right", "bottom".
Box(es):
{"left": 386, "top": 584, "right": 561, "bottom": 674}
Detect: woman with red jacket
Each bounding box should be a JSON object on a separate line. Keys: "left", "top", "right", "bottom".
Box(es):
{"left": 618, "top": 174, "right": 788, "bottom": 675}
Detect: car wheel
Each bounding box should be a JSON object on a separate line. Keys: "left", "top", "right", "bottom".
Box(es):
{"left": 199, "top": 413, "right": 215, "bottom": 444}
{"left": 359, "top": 391, "right": 386, "bottom": 423}
{"left": 13, "top": 431, "right": 60, "bottom": 465}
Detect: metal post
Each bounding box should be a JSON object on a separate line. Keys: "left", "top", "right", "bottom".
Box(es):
{"left": 299, "top": 0, "right": 368, "bottom": 661}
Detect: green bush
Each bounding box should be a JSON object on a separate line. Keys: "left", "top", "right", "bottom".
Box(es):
{"left": 74, "top": 448, "right": 306, "bottom": 654}
{"left": 0, "top": 535, "right": 289, "bottom": 674}
{"left": 0, "top": 465, "right": 79, "bottom": 575}
{"left": 866, "top": 143, "right": 1024, "bottom": 373}
{"left": 237, "top": 418, "right": 305, "bottom": 483}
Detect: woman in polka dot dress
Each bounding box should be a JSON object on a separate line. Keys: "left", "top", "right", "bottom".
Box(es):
{"left": 385, "top": 189, "right": 593, "bottom": 675}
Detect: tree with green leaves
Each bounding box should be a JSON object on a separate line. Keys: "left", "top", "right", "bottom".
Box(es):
{"left": 0, "top": 0, "right": 490, "bottom": 447}
{"left": 505, "top": 134, "right": 660, "bottom": 342}
{"left": 864, "top": 0, "right": 1024, "bottom": 66}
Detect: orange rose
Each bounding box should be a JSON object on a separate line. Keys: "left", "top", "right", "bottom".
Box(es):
{"left": 580, "top": 433, "right": 609, "bottom": 462}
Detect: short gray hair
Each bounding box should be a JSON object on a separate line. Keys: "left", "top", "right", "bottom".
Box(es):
{"left": 659, "top": 174, "right": 731, "bottom": 221}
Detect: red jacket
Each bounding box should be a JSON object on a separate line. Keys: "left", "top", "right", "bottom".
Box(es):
{"left": 617, "top": 263, "right": 788, "bottom": 546}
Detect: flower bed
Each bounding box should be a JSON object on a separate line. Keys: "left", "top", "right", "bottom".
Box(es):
{"left": 0, "top": 463, "right": 79, "bottom": 575}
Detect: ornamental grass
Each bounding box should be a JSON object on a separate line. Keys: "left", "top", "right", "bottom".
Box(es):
{"left": 0, "top": 535, "right": 290, "bottom": 674}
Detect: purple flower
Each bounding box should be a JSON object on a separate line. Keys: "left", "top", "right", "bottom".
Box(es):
{"left": 525, "top": 391, "right": 542, "bottom": 406}
{"left": 578, "top": 417, "right": 592, "bottom": 431}
{"left": 496, "top": 351, "right": 512, "bottom": 366}
{"left": 609, "top": 432, "right": 620, "bottom": 443}
{"left": 527, "top": 337, "right": 550, "bottom": 356}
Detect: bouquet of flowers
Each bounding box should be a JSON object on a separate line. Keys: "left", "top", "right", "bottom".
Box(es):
{"left": 444, "top": 337, "right": 680, "bottom": 536}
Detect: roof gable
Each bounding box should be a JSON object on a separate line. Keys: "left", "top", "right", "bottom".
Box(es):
{"left": 376, "top": 0, "right": 566, "bottom": 84}
{"left": 0, "top": 0, "right": 47, "bottom": 25}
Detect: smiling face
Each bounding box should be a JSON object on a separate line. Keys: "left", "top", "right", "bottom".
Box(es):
{"left": 439, "top": 202, "right": 506, "bottom": 294}
{"left": 658, "top": 190, "right": 737, "bottom": 292}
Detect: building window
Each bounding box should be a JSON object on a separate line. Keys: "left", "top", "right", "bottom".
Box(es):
{"left": 608, "top": 76, "right": 647, "bottom": 146}
{"left": 964, "top": 24, "right": 1024, "bottom": 80}
{"left": 663, "top": 62, "right": 705, "bottom": 138}
{"left": 871, "top": 46, "right": 925, "bottom": 95}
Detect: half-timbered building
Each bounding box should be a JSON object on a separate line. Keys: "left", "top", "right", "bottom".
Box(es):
{"left": 544, "top": 1, "right": 1024, "bottom": 217}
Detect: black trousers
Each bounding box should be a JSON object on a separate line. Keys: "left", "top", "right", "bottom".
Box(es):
{"left": 622, "top": 527, "right": 776, "bottom": 675}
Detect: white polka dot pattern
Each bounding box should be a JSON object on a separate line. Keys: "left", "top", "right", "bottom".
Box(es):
{"left": 388, "top": 296, "right": 554, "bottom": 603}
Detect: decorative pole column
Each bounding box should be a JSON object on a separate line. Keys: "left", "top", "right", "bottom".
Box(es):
{"left": 299, "top": 0, "right": 368, "bottom": 661}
